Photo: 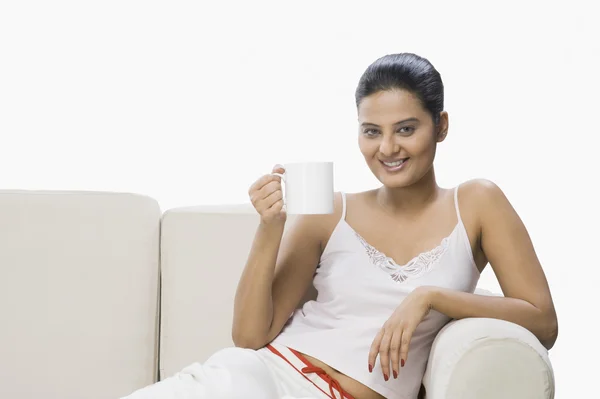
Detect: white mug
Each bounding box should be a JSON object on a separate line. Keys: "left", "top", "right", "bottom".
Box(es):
{"left": 272, "top": 162, "right": 334, "bottom": 215}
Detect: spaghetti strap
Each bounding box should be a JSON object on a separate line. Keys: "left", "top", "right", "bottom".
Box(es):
{"left": 340, "top": 192, "right": 347, "bottom": 221}
{"left": 454, "top": 185, "right": 462, "bottom": 222}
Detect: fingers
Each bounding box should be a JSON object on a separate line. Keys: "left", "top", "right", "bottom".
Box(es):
{"left": 368, "top": 328, "right": 393, "bottom": 381}
{"left": 262, "top": 187, "right": 284, "bottom": 209}
{"left": 248, "top": 164, "right": 285, "bottom": 194}
{"left": 389, "top": 330, "right": 402, "bottom": 379}
{"left": 370, "top": 325, "right": 412, "bottom": 381}
{"left": 368, "top": 329, "right": 383, "bottom": 374}
{"left": 248, "top": 174, "right": 277, "bottom": 196}
{"left": 264, "top": 195, "right": 285, "bottom": 218}
{"left": 249, "top": 178, "right": 276, "bottom": 207}
{"left": 251, "top": 181, "right": 282, "bottom": 210}
{"left": 399, "top": 328, "right": 413, "bottom": 369}
{"left": 272, "top": 164, "right": 285, "bottom": 175}
{"left": 378, "top": 330, "right": 393, "bottom": 381}
{"left": 248, "top": 164, "right": 287, "bottom": 224}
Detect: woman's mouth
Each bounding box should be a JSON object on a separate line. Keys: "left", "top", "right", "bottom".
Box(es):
{"left": 380, "top": 158, "right": 409, "bottom": 172}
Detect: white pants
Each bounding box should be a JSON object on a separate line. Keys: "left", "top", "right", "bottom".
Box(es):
{"left": 120, "top": 344, "right": 348, "bottom": 399}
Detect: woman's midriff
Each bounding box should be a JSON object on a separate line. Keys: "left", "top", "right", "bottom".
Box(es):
{"left": 299, "top": 351, "right": 385, "bottom": 399}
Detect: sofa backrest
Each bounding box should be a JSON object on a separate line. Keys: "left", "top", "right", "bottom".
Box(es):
{"left": 0, "top": 190, "right": 161, "bottom": 399}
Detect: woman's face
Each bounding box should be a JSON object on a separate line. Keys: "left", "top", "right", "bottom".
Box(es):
{"left": 357, "top": 89, "right": 448, "bottom": 188}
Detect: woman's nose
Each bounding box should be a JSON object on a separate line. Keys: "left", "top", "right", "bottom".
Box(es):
{"left": 379, "top": 138, "right": 399, "bottom": 156}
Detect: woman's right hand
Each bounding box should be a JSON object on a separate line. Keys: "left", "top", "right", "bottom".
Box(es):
{"left": 248, "top": 164, "right": 286, "bottom": 225}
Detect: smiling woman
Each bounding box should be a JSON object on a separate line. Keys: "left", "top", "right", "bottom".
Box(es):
{"left": 121, "top": 53, "right": 558, "bottom": 399}
{"left": 355, "top": 53, "right": 448, "bottom": 191}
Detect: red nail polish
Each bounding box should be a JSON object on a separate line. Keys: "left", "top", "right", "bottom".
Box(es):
{"left": 401, "top": 359, "right": 405, "bottom": 367}
{"left": 384, "top": 373, "right": 389, "bottom": 381}
{"left": 393, "top": 370, "right": 398, "bottom": 379}
{"left": 368, "top": 364, "right": 373, "bottom": 373}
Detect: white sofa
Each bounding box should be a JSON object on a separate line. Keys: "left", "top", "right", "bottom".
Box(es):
{"left": 0, "top": 190, "right": 555, "bottom": 399}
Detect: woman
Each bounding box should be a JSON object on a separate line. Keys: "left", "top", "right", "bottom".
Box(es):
{"left": 122, "top": 53, "right": 558, "bottom": 399}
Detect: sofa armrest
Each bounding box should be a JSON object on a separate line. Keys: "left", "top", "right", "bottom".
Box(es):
{"left": 422, "top": 317, "right": 554, "bottom": 399}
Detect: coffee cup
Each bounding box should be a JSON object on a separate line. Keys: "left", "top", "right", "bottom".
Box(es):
{"left": 272, "top": 162, "right": 334, "bottom": 215}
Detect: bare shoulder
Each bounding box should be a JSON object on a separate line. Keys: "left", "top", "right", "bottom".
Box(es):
{"left": 459, "top": 178, "right": 505, "bottom": 197}
{"left": 457, "top": 178, "right": 523, "bottom": 246}
{"left": 458, "top": 178, "right": 510, "bottom": 216}
{"left": 456, "top": 179, "right": 512, "bottom": 262}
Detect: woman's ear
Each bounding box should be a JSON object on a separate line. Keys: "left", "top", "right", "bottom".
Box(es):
{"left": 436, "top": 111, "right": 449, "bottom": 142}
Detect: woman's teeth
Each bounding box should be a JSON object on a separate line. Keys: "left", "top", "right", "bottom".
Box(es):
{"left": 383, "top": 160, "right": 405, "bottom": 167}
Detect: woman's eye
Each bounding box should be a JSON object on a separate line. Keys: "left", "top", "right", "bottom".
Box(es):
{"left": 363, "top": 129, "right": 379, "bottom": 137}
{"left": 397, "top": 126, "right": 415, "bottom": 134}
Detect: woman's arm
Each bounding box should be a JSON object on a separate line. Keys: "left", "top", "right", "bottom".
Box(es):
{"left": 427, "top": 179, "right": 558, "bottom": 349}
{"left": 427, "top": 287, "right": 557, "bottom": 349}
{"left": 232, "top": 188, "right": 342, "bottom": 349}
{"left": 232, "top": 215, "right": 323, "bottom": 349}
{"left": 232, "top": 219, "right": 284, "bottom": 348}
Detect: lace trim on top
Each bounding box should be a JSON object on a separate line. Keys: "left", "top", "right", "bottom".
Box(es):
{"left": 354, "top": 231, "right": 451, "bottom": 283}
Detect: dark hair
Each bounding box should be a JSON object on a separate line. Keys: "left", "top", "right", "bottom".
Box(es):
{"left": 355, "top": 53, "right": 444, "bottom": 125}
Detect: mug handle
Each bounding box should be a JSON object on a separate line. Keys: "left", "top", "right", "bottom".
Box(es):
{"left": 271, "top": 172, "right": 286, "bottom": 210}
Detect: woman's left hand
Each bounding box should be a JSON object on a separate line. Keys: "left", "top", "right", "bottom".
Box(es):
{"left": 368, "top": 286, "right": 434, "bottom": 381}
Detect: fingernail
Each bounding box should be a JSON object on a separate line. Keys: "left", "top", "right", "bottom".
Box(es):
{"left": 384, "top": 373, "right": 389, "bottom": 381}
{"left": 401, "top": 359, "right": 405, "bottom": 367}
{"left": 393, "top": 370, "right": 398, "bottom": 379}
{"left": 368, "top": 364, "right": 373, "bottom": 373}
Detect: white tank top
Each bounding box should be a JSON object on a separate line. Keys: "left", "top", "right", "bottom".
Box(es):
{"left": 272, "top": 186, "right": 480, "bottom": 399}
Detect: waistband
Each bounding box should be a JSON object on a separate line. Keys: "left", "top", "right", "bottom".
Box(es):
{"left": 266, "top": 343, "right": 354, "bottom": 399}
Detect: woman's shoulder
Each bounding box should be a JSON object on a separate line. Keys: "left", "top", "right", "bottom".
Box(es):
{"left": 316, "top": 190, "right": 375, "bottom": 236}
{"left": 456, "top": 178, "right": 506, "bottom": 202}
{"left": 456, "top": 178, "right": 512, "bottom": 224}
{"left": 324, "top": 190, "right": 372, "bottom": 222}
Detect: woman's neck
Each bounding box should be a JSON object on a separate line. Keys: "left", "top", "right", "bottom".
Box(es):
{"left": 375, "top": 167, "right": 441, "bottom": 217}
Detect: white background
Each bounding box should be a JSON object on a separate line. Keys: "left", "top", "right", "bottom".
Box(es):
{"left": 1, "top": 1, "right": 598, "bottom": 396}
